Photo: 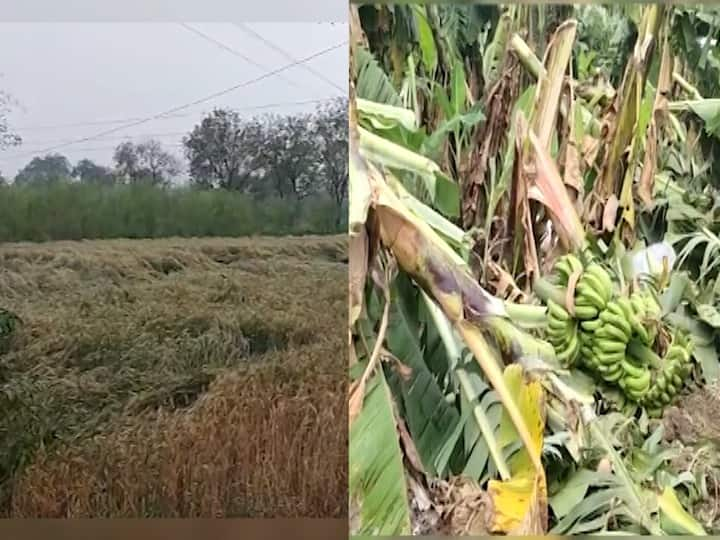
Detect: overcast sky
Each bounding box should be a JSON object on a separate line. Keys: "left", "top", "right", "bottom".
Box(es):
{"left": 0, "top": 23, "right": 348, "bottom": 177}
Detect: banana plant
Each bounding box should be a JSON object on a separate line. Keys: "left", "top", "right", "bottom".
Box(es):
{"left": 349, "top": 6, "right": 713, "bottom": 535}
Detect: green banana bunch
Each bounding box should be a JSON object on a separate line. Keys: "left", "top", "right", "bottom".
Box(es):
{"left": 547, "top": 255, "right": 617, "bottom": 369}
{"left": 587, "top": 298, "right": 632, "bottom": 384}
{"left": 643, "top": 331, "right": 694, "bottom": 416}
{"left": 542, "top": 254, "right": 694, "bottom": 410}
{"left": 628, "top": 290, "right": 660, "bottom": 345}
{"left": 547, "top": 299, "right": 580, "bottom": 367}
{"left": 619, "top": 343, "right": 652, "bottom": 402}
{"left": 574, "top": 262, "right": 613, "bottom": 320}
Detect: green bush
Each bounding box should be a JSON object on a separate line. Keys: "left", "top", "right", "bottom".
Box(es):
{"left": 0, "top": 183, "right": 346, "bottom": 242}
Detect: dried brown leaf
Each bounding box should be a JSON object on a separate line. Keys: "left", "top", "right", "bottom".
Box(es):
{"left": 349, "top": 229, "right": 368, "bottom": 327}
{"left": 527, "top": 128, "right": 585, "bottom": 250}
{"left": 582, "top": 135, "right": 601, "bottom": 168}
{"left": 393, "top": 356, "right": 414, "bottom": 382}
{"left": 602, "top": 194, "right": 619, "bottom": 232}
{"left": 350, "top": 4, "right": 368, "bottom": 49}
{"left": 531, "top": 20, "right": 578, "bottom": 151}
{"left": 408, "top": 474, "right": 440, "bottom": 535}
{"left": 509, "top": 120, "right": 540, "bottom": 284}
{"left": 462, "top": 58, "right": 521, "bottom": 229}
{"left": 565, "top": 268, "right": 581, "bottom": 316}
{"left": 348, "top": 264, "right": 391, "bottom": 429}
{"left": 638, "top": 124, "right": 657, "bottom": 208}
{"left": 563, "top": 142, "right": 582, "bottom": 193}
{"left": 592, "top": 5, "right": 665, "bottom": 216}
{"left": 348, "top": 378, "right": 366, "bottom": 428}
{"left": 437, "top": 478, "right": 492, "bottom": 536}
{"left": 639, "top": 35, "right": 672, "bottom": 208}
{"left": 398, "top": 416, "right": 425, "bottom": 475}
{"left": 488, "top": 260, "right": 527, "bottom": 303}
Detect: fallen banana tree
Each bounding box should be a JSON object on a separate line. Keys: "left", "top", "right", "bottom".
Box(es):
{"left": 349, "top": 4, "right": 713, "bottom": 536}
{"left": 348, "top": 97, "right": 706, "bottom": 535}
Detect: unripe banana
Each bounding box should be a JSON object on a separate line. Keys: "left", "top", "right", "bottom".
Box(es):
{"left": 666, "top": 347, "right": 685, "bottom": 363}
{"left": 599, "top": 309, "right": 631, "bottom": 338}
{"left": 634, "top": 324, "right": 651, "bottom": 346}
{"left": 578, "top": 272, "right": 608, "bottom": 301}
{"left": 576, "top": 284, "right": 606, "bottom": 310}
{"left": 557, "top": 332, "right": 579, "bottom": 365}
{"left": 615, "top": 296, "right": 634, "bottom": 321}
{"left": 585, "top": 264, "right": 613, "bottom": 298}
{"left": 624, "top": 369, "right": 651, "bottom": 392}
{"left": 547, "top": 300, "right": 569, "bottom": 322}
{"left": 555, "top": 260, "right": 572, "bottom": 282}
{"left": 621, "top": 358, "right": 645, "bottom": 378}
{"left": 595, "top": 324, "right": 629, "bottom": 344}
{"left": 565, "top": 254, "right": 583, "bottom": 275}
{"left": 593, "top": 348, "right": 624, "bottom": 366}
{"left": 595, "top": 338, "right": 626, "bottom": 354}
{"left": 548, "top": 317, "right": 569, "bottom": 331}
{"left": 574, "top": 305, "right": 599, "bottom": 320}
{"left": 629, "top": 294, "right": 646, "bottom": 318}
{"left": 580, "top": 319, "right": 603, "bottom": 332}
{"left": 604, "top": 366, "right": 624, "bottom": 382}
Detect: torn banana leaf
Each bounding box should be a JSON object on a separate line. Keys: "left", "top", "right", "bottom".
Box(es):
{"left": 349, "top": 368, "right": 412, "bottom": 536}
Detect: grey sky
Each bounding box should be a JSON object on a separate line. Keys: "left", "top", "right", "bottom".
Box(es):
{"left": 0, "top": 23, "right": 348, "bottom": 177}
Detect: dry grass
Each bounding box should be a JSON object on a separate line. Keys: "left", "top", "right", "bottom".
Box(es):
{"left": 0, "top": 235, "right": 347, "bottom": 517}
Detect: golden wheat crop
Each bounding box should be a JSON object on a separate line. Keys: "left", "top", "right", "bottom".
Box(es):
{"left": 0, "top": 235, "right": 347, "bottom": 517}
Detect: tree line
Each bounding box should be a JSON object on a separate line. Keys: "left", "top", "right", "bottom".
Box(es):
{"left": 1, "top": 98, "right": 348, "bottom": 222}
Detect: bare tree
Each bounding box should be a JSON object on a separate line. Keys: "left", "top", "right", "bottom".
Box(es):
{"left": 137, "top": 140, "right": 182, "bottom": 185}
{"left": 312, "top": 98, "right": 348, "bottom": 224}
{"left": 113, "top": 140, "right": 181, "bottom": 185}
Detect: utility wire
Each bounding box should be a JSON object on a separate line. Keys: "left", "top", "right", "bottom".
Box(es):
{"left": 15, "top": 112, "right": 195, "bottom": 131}
{"left": 3, "top": 41, "right": 346, "bottom": 161}
{"left": 178, "top": 23, "right": 303, "bottom": 91}
{"left": 15, "top": 131, "right": 188, "bottom": 148}
{"left": 234, "top": 22, "right": 346, "bottom": 95}
{"left": 12, "top": 98, "right": 335, "bottom": 134}
{"left": 58, "top": 143, "right": 185, "bottom": 153}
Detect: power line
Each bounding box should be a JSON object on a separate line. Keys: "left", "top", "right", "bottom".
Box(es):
{"left": 14, "top": 113, "right": 197, "bottom": 131}
{"left": 59, "top": 143, "right": 186, "bottom": 154}
{"left": 14, "top": 131, "right": 188, "bottom": 148}
{"left": 12, "top": 98, "right": 335, "bottom": 133}
{"left": 178, "top": 23, "right": 303, "bottom": 91}
{"left": 234, "top": 23, "right": 346, "bottom": 95}
{"left": 2, "top": 41, "right": 346, "bottom": 162}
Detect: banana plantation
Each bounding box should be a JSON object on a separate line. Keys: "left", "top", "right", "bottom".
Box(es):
{"left": 349, "top": 3, "right": 720, "bottom": 535}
